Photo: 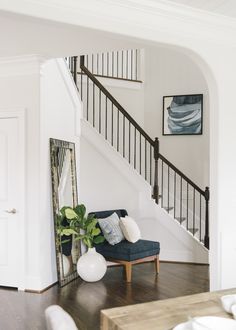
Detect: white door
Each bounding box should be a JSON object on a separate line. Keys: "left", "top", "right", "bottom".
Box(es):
{"left": 0, "top": 115, "right": 24, "bottom": 287}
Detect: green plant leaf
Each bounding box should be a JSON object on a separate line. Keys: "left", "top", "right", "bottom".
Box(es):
{"left": 61, "top": 239, "right": 71, "bottom": 244}
{"left": 87, "top": 219, "right": 98, "bottom": 233}
{"left": 92, "top": 227, "right": 100, "bottom": 236}
{"left": 74, "top": 204, "right": 86, "bottom": 219}
{"left": 83, "top": 237, "right": 92, "bottom": 248}
{"left": 65, "top": 208, "right": 78, "bottom": 220}
{"left": 60, "top": 206, "right": 70, "bottom": 217}
{"left": 74, "top": 234, "right": 86, "bottom": 241}
{"left": 61, "top": 228, "right": 78, "bottom": 236}
{"left": 93, "top": 235, "right": 105, "bottom": 244}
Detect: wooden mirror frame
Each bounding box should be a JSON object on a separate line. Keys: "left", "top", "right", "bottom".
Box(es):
{"left": 50, "top": 138, "right": 80, "bottom": 287}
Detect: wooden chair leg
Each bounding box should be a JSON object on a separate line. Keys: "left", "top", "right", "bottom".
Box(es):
{"left": 155, "top": 255, "right": 160, "bottom": 274}
{"left": 125, "top": 262, "right": 132, "bottom": 282}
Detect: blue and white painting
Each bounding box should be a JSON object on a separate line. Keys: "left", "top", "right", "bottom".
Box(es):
{"left": 163, "top": 94, "right": 203, "bottom": 135}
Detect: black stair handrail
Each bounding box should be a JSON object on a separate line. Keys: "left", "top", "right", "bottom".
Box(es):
{"left": 80, "top": 56, "right": 153, "bottom": 146}
{"left": 158, "top": 153, "right": 205, "bottom": 195}
{"left": 69, "top": 55, "right": 210, "bottom": 249}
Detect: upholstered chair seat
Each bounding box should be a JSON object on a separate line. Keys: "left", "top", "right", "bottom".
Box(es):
{"left": 89, "top": 209, "right": 160, "bottom": 282}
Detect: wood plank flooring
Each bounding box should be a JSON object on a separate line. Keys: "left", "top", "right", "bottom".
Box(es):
{"left": 0, "top": 262, "right": 209, "bottom": 330}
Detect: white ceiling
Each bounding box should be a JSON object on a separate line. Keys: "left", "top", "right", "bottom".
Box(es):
{"left": 166, "top": 0, "right": 236, "bottom": 19}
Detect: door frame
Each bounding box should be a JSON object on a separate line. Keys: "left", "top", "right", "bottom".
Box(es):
{"left": 0, "top": 109, "right": 25, "bottom": 290}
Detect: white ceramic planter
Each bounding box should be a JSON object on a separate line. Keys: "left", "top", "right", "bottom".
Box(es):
{"left": 77, "top": 247, "right": 107, "bottom": 282}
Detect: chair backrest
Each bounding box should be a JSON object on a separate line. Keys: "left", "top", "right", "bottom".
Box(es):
{"left": 88, "top": 209, "right": 128, "bottom": 219}
{"left": 45, "top": 305, "right": 78, "bottom": 330}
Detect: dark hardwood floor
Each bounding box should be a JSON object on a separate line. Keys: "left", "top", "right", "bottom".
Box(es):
{"left": 0, "top": 262, "right": 209, "bottom": 330}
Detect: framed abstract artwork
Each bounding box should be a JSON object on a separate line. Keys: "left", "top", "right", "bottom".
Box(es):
{"left": 162, "top": 94, "right": 203, "bottom": 135}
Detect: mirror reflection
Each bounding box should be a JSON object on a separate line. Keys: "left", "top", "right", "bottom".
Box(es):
{"left": 50, "top": 138, "right": 80, "bottom": 287}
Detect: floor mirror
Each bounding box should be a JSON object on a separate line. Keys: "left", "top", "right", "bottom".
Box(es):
{"left": 50, "top": 138, "right": 81, "bottom": 287}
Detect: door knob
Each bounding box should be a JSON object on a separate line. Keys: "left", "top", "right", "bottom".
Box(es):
{"left": 4, "top": 208, "right": 17, "bottom": 214}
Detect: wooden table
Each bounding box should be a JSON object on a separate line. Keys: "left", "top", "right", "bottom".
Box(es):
{"left": 101, "top": 288, "right": 236, "bottom": 330}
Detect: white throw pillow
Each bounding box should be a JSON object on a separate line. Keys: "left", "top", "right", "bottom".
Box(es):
{"left": 120, "top": 216, "right": 141, "bottom": 243}
{"left": 45, "top": 305, "right": 78, "bottom": 330}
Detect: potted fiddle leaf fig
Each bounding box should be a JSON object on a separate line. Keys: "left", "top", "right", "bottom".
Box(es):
{"left": 59, "top": 204, "right": 107, "bottom": 282}
{"left": 60, "top": 204, "right": 105, "bottom": 248}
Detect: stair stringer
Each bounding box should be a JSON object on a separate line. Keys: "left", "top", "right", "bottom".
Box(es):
{"left": 81, "top": 119, "right": 208, "bottom": 264}
{"left": 137, "top": 192, "right": 208, "bottom": 263}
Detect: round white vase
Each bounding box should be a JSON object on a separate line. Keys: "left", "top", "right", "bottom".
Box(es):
{"left": 77, "top": 247, "right": 107, "bottom": 282}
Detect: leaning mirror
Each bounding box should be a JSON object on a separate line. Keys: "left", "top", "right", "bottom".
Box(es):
{"left": 50, "top": 138, "right": 80, "bottom": 287}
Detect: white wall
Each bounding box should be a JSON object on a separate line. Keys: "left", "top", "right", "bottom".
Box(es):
{"left": 39, "top": 58, "right": 81, "bottom": 289}
{"left": 0, "top": 57, "right": 81, "bottom": 290}
{"left": 0, "top": 56, "right": 41, "bottom": 290}
{"left": 144, "top": 46, "right": 209, "bottom": 188}
{"left": 104, "top": 82, "right": 144, "bottom": 127}
{"left": 80, "top": 119, "right": 208, "bottom": 263}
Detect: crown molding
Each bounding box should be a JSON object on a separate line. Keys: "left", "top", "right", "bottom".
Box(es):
{"left": 1, "top": 0, "right": 236, "bottom": 47}
{"left": 0, "top": 54, "right": 47, "bottom": 77}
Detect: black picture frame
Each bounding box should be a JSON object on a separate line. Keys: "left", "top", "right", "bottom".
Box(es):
{"left": 162, "top": 94, "right": 203, "bottom": 136}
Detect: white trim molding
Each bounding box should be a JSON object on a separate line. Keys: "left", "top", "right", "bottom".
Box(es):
{"left": 0, "top": 55, "right": 46, "bottom": 77}
{"left": 1, "top": 0, "right": 236, "bottom": 48}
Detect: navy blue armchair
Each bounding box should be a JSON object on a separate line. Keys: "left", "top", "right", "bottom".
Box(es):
{"left": 88, "top": 209, "right": 160, "bottom": 282}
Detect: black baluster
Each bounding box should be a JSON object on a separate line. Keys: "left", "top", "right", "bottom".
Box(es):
{"left": 105, "top": 96, "right": 108, "bottom": 140}
{"left": 153, "top": 137, "right": 159, "bottom": 204}
{"left": 167, "top": 166, "right": 170, "bottom": 212}
{"left": 93, "top": 83, "right": 95, "bottom": 127}
{"left": 122, "top": 50, "right": 124, "bottom": 79}
{"left": 187, "top": 183, "right": 189, "bottom": 230}
{"left": 86, "top": 74, "right": 89, "bottom": 120}
{"left": 139, "top": 132, "right": 142, "bottom": 175}
{"left": 193, "top": 188, "right": 196, "bottom": 235}
{"left": 117, "top": 109, "right": 119, "bottom": 151}
{"left": 73, "top": 56, "right": 77, "bottom": 86}
{"left": 111, "top": 103, "right": 114, "bottom": 146}
{"left": 112, "top": 51, "right": 114, "bottom": 77}
{"left": 102, "top": 53, "right": 104, "bottom": 76}
{"left": 131, "top": 49, "right": 133, "bottom": 80}
{"left": 117, "top": 51, "right": 119, "bottom": 78}
{"left": 200, "top": 193, "right": 202, "bottom": 242}
{"left": 145, "top": 139, "right": 147, "bottom": 180}
{"left": 123, "top": 116, "right": 125, "bottom": 158}
{"left": 134, "top": 128, "right": 136, "bottom": 169}
{"left": 204, "top": 187, "right": 210, "bottom": 249}
{"left": 80, "top": 57, "right": 83, "bottom": 100}
{"left": 126, "top": 50, "right": 129, "bottom": 80}
{"left": 180, "top": 177, "right": 183, "bottom": 221}
{"left": 161, "top": 160, "right": 164, "bottom": 207}
{"left": 99, "top": 89, "right": 101, "bottom": 133}
{"left": 174, "top": 172, "right": 176, "bottom": 218}
{"left": 150, "top": 145, "right": 152, "bottom": 185}
{"left": 129, "top": 122, "right": 131, "bottom": 163}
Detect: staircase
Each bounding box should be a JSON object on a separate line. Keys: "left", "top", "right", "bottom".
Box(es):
{"left": 67, "top": 54, "right": 209, "bottom": 250}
